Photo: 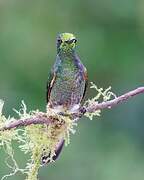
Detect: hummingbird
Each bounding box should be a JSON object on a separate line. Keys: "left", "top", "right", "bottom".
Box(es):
{"left": 41, "top": 33, "right": 88, "bottom": 165}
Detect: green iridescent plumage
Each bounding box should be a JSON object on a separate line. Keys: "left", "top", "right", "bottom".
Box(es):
{"left": 47, "top": 33, "right": 88, "bottom": 113}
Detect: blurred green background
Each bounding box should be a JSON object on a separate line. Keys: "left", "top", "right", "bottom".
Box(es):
{"left": 0, "top": 0, "right": 144, "bottom": 179}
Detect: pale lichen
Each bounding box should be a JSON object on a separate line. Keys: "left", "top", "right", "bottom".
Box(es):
{"left": 0, "top": 100, "right": 77, "bottom": 180}
{"left": 0, "top": 83, "right": 116, "bottom": 180}
{"left": 84, "top": 82, "right": 116, "bottom": 120}
{"left": 0, "top": 100, "right": 25, "bottom": 180}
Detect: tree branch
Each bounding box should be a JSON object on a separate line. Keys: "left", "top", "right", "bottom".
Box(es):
{"left": 0, "top": 114, "right": 53, "bottom": 131}
{"left": 0, "top": 87, "right": 144, "bottom": 131}
{"left": 85, "top": 87, "right": 144, "bottom": 113}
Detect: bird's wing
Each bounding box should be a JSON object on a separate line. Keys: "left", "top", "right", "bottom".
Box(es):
{"left": 75, "top": 55, "right": 88, "bottom": 102}
{"left": 46, "top": 70, "right": 56, "bottom": 103}
{"left": 47, "top": 56, "right": 61, "bottom": 103}
{"left": 82, "top": 66, "right": 88, "bottom": 100}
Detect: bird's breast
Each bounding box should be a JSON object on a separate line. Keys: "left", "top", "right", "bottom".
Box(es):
{"left": 49, "top": 60, "right": 85, "bottom": 111}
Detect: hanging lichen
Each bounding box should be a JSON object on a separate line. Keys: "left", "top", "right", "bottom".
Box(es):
{"left": 0, "top": 83, "right": 115, "bottom": 180}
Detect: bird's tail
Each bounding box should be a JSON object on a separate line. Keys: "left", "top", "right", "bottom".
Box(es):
{"left": 41, "top": 139, "right": 65, "bottom": 165}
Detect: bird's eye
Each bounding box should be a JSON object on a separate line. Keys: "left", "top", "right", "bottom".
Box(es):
{"left": 57, "top": 39, "right": 62, "bottom": 44}
{"left": 65, "top": 39, "right": 77, "bottom": 44}
{"left": 73, "top": 39, "right": 77, "bottom": 43}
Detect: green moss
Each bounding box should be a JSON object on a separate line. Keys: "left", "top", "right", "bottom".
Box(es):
{"left": 0, "top": 83, "right": 116, "bottom": 179}
{"left": 0, "top": 100, "right": 77, "bottom": 180}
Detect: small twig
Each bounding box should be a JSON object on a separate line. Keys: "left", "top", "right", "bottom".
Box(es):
{"left": 0, "top": 87, "right": 144, "bottom": 131}
{"left": 85, "top": 87, "right": 144, "bottom": 113}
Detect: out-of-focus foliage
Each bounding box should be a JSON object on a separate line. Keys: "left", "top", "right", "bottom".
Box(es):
{"left": 0, "top": 0, "right": 144, "bottom": 179}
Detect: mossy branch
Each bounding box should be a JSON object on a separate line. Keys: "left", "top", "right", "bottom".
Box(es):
{"left": 0, "top": 85, "right": 144, "bottom": 180}
{"left": 0, "top": 86, "right": 144, "bottom": 131}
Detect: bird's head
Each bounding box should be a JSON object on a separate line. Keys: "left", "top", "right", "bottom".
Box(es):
{"left": 57, "top": 33, "right": 77, "bottom": 53}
